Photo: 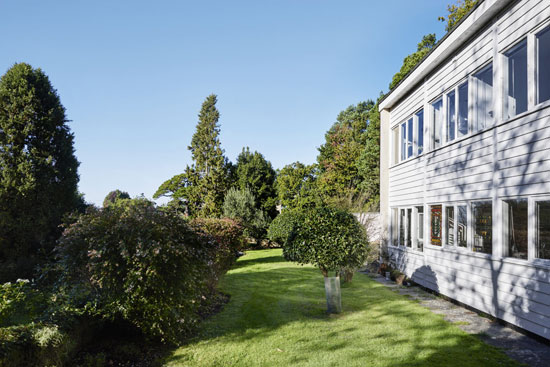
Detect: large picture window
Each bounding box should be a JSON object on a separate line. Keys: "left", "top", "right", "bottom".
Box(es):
{"left": 472, "top": 64, "right": 493, "bottom": 131}
{"left": 504, "top": 39, "right": 528, "bottom": 117}
{"left": 430, "top": 205, "right": 442, "bottom": 246}
{"left": 503, "top": 199, "right": 528, "bottom": 259}
{"left": 538, "top": 27, "right": 550, "bottom": 104}
{"left": 473, "top": 201, "right": 492, "bottom": 254}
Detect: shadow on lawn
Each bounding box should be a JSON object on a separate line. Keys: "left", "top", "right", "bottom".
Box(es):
{"left": 164, "top": 252, "right": 518, "bottom": 367}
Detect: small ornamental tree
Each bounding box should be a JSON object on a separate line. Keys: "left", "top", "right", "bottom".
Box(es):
{"left": 284, "top": 206, "right": 369, "bottom": 313}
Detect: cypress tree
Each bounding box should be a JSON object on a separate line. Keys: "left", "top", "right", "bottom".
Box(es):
{"left": 0, "top": 63, "right": 80, "bottom": 280}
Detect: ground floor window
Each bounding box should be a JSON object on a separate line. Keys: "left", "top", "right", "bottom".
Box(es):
{"left": 457, "top": 205, "right": 467, "bottom": 248}
{"left": 473, "top": 201, "right": 492, "bottom": 254}
{"left": 536, "top": 200, "right": 550, "bottom": 260}
{"left": 445, "top": 206, "right": 455, "bottom": 246}
{"left": 416, "top": 206, "right": 424, "bottom": 252}
{"left": 430, "top": 205, "right": 442, "bottom": 246}
{"left": 503, "top": 199, "right": 528, "bottom": 259}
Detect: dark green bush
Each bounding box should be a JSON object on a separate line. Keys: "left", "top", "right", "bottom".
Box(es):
{"left": 284, "top": 206, "right": 369, "bottom": 277}
{"left": 223, "top": 187, "right": 269, "bottom": 241}
{"left": 54, "top": 198, "right": 214, "bottom": 344}
{"left": 0, "top": 280, "right": 47, "bottom": 327}
{"left": 267, "top": 209, "right": 302, "bottom": 246}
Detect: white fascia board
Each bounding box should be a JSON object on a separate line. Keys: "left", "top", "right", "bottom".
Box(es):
{"left": 379, "top": 0, "right": 515, "bottom": 112}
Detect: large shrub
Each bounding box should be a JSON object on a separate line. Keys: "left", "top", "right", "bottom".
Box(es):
{"left": 54, "top": 198, "right": 214, "bottom": 344}
{"left": 189, "top": 217, "right": 245, "bottom": 288}
{"left": 284, "top": 206, "right": 369, "bottom": 277}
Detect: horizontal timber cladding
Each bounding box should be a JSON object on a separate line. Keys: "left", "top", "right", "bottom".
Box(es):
{"left": 386, "top": 0, "right": 550, "bottom": 340}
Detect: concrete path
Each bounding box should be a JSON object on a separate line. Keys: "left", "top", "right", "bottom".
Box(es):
{"left": 366, "top": 273, "right": 550, "bottom": 367}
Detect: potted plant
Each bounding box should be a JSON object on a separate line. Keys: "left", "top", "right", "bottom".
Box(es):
{"left": 283, "top": 206, "right": 369, "bottom": 313}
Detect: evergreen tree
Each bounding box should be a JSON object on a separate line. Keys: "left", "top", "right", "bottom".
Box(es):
{"left": 389, "top": 34, "right": 437, "bottom": 90}
{"left": 316, "top": 101, "right": 375, "bottom": 209}
{"left": 0, "top": 63, "right": 80, "bottom": 280}
{"left": 234, "top": 147, "right": 277, "bottom": 218}
{"left": 154, "top": 94, "right": 230, "bottom": 217}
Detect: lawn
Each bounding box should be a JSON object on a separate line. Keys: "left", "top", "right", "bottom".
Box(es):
{"left": 164, "top": 249, "right": 519, "bottom": 367}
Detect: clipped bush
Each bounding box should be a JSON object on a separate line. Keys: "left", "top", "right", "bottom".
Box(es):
{"left": 284, "top": 206, "right": 369, "bottom": 313}
{"left": 267, "top": 209, "right": 302, "bottom": 246}
{"left": 54, "top": 198, "right": 214, "bottom": 344}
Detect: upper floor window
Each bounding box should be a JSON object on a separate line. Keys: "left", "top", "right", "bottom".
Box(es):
{"left": 458, "top": 82, "right": 468, "bottom": 137}
{"left": 432, "top": 99, "right": 443, "bottom": 149}
{"left": 504, "top": 39, "right": 528, "bottom": 117}
{"left": 444, "top": 81, "right": 469, "bottom": 144}
{"left": 537, "top": 27, "right": 550, "bottom": 104}
{"left": 446, "top": 90, "right": 456, "bottom": 142}
{"left": 416, "top": 110, "right": 424, "bottom": 155}
{"left": 472, "top": 63, "right": 493, "bottom": 131}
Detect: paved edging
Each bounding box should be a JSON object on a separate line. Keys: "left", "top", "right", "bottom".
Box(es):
{"left": 366, "top": 272, "right": 550, "bottom": 367}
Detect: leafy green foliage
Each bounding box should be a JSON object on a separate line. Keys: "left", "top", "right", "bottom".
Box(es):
{"left": 102, "top": 189, "right": 130, "bottom": 207}
{"left": 356, "top": 96, "right": 383, "bottom": 210}
{"left": 223, "top": 187, "right": 269, "bottom": 241}
{"left": 275, "top": 162, "right": 320, "bottom": 210}
{"left": 439, "top": 0, "right": 479, "bottom": 32}
{"left": 154, "top": 94, "right": 231, "bottom": 217}
{"left": 0, "top": 63, "right": 81, "bottom": 281}
{"left": 389, "top": 34, "right": 437, "bottom": 90}
{"left": 54, "top": 198, "right": 215, "bottom": 343}
{"left": 0, "top": 280, "right": 47, "bottom": 327}
{"left": 316, "top": 101, "right": 378, "bottom": 211}
{"left": 283, "top": 207, "right": 369, "bottom": 277}
{"left": 189, "top": 217, "right": 245, "bottom": 288}
{"left": 233, "top": 147, "right": 277, "bottom": 218}
{"left": 267, "top": 209, "right": 303, "bottom": 246}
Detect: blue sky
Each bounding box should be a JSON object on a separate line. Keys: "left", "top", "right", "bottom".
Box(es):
{"left": 0, "top": 1, "right": 448, "bottom": 205}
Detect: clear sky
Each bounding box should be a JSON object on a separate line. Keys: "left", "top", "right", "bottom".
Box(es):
{"left": 0, "top": 0, "right": 448, "bottom": 205}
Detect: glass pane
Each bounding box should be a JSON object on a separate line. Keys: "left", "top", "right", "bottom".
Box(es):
{"left": 447, "top": 91, "right": 456, "bottom": 142}
{"left": 446, "top": 206, "right": 455, "bottom": 246}
{"left": 392, "top": 128, "right": 399, "bottom": 165}
{"left": 504, "top": 199, "right": 528, "bottom": 260}
{"left": 473, "top": 64, "right": 493, "bottom": 131}
{"left": 400, "top": 209, "right": 406, "bottom": 246}
{"left": 407, "top": 118, "right": 413, "bottom": 158}
{"left": 392, "top": 208, "right": 399, "bottom": 246}
{"left": 431, "top": 205, "right": 442, "bottom": 246}
{"left": 457, "top": 205, "right": 467, "bottom": 248}
{"left": 505, "top": 40, "right": 528, "bottom": 117}
{"left": 536, "top": 201, "right": 550, "bottom": 259}
{"left": 416, "top": 110, "right": 424, "bottom": 155}
{"left": 406, "top": 208, "right": 412, "bottom": 247}
{"left": 432, "top": 99, "right": 443, "bottom": 149}
{"left": 401, "top": 123, "right": 407, "bottom": 161}
{"left": 538, "top": 27, "right": 550, "bottom": 104}
{"left": 418, "top": 211, "right": 424, "bottom": 252}
{"left": 458, "top": 82, "right": 468, "bottom": 137}
{"left": 473, "top": 201, "right": 492, "bottom": 254}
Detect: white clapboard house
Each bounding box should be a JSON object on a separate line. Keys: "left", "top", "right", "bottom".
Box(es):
{"left": 379, "top": 0, "right": 550, "bottom": 339}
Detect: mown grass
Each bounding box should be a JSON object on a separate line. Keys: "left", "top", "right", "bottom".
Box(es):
{"left": 164, "top": 249, "right": 519, "bottom": 367}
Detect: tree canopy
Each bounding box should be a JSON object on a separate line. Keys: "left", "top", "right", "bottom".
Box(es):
{"left": 275, "top": 162, "right": 320, "bottom": 210}
{"left": 154, "top": 94, "right": 231, "bottom": 217}
{"left": 233, "top": 147, "right": 277, "bottom": 218}
{"left": 389, "top": 34, "right": 437, "bottom": 91}
{"left": 439, "top": 0, "right": 479, "bottom": 32}
{"left": 0, "top": 63, "right": 81, "bottom": 280}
